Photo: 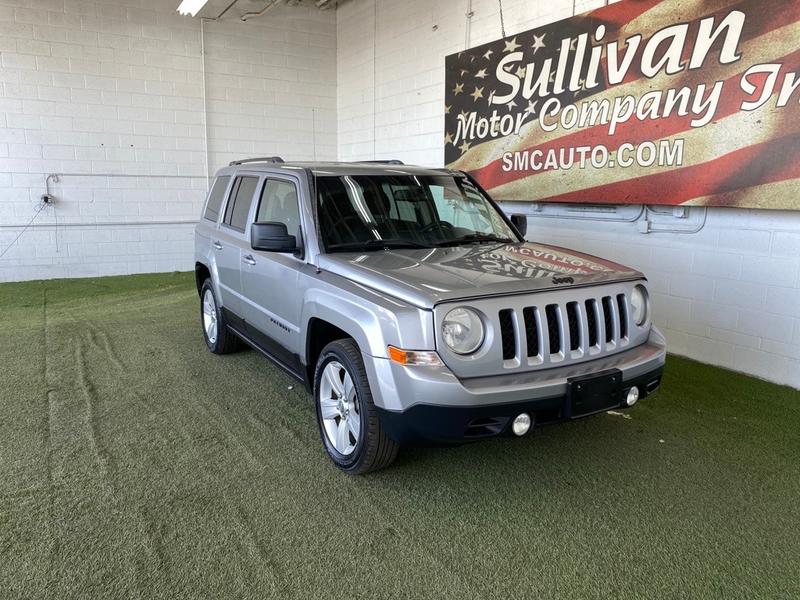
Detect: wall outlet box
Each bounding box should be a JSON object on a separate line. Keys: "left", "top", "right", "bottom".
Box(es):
{"left": 638, "top": 220, "right": 651, "bottom": 234}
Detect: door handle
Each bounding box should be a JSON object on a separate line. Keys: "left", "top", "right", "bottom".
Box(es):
{"left": 213, "top": 241, "right": 223, "bottom": 250}
{"left": 242, "top": 254, "right": 257, "bottom": 266}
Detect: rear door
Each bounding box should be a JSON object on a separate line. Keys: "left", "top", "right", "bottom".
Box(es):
{"left": 214, "top": 174, "right": 260, "bottom": 323}
{"left": 240, "top": 175, "right": 304, "bottom": 370}
{"left": 196, "top": 174, "right": 231, "bottom": 268}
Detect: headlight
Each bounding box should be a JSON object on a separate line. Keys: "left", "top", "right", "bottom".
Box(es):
{"left": 441, "top": 307, "right": 484, "bottom": 354}
{"left": 630, "top": 284, "right": 649, "bottom": 326}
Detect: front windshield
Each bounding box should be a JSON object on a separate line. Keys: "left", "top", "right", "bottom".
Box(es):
{"left": 316, "top": 174, "right": 518, "bottom": 251}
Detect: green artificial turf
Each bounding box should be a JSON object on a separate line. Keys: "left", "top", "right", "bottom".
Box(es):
{"left": 0, "top": 272, "right": 798, "bottom": 599}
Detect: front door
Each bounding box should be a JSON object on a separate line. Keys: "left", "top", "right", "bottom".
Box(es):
{"left": 240, "top": 176, "right": 304, "bottom": 371}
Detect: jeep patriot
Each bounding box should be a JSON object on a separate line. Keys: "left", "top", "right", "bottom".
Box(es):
{"left": 195, "top": 157, "right": 666, "bottom": 474}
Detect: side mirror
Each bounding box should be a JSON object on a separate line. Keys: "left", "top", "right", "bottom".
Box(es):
{"left": 251, "top": 222, "right": 297, "bottom": 253}
{"left": 510, "top": 214, "right": 528, "bottom": 238}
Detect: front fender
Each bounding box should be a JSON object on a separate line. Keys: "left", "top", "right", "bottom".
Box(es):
{"left": 301, "top": 278, "right": 435, "bottom": 359}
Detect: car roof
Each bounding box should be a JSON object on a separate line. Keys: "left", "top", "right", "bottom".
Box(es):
{"left": 219, "top": 161, "right": 457, "bottom": 178}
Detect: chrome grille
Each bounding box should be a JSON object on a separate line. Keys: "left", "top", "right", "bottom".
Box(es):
{"left": 434, "top": 281, "right": 649, "bottom": 379}
{"left": 501, "top": 293, "right": 629, "bottom": 364}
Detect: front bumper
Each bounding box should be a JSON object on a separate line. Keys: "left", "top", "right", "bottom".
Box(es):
{"left": 376, "top": 365, "right": 663, "bottom": 444}
{"left": 366, "top": 327, "right": 667, "bottom": 444}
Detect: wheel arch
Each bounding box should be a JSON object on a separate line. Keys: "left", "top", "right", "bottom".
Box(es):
{"left": 195, "top": 261, "right": 211, "bottom": 296}
{"left": 304, "top": 317, "right": 359, "bottom": 390}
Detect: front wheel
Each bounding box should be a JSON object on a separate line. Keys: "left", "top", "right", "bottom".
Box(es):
{"left": 314, "top": 339, "right": 399, "bottom": 474}
{"left": 200, "top": 279, "right": 241, "bottom": 354}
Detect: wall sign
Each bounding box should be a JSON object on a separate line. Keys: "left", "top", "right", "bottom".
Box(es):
{"left": 444, "top": 0, "right": 800, "bottom": 210}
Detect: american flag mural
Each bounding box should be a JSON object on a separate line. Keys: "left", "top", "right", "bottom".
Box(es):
{"left": 444, "top": 0, "right": 800, "bottom": 210}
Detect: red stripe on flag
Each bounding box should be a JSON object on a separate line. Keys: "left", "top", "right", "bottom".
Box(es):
{"left": 586, "top": 0, "right": 662, "bottom": 31}
{"left": 537, "top": 133, "right": 800, "bottom": 205}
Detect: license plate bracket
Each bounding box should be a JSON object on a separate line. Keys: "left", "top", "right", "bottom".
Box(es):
{"left": 566, "top": 369, "right": 622, "bottom": 419}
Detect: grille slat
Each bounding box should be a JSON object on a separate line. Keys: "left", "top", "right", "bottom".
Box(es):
{"left": 499, "top": 309, "right": 516, "bottom": 361}
{"left": 545, "top": 304, "right": 561, "bottom": 355}
{"left": 617, "top": 294, "right": 628, "bottom": 340}
{"left": 566, "top": 302, "right": 580, "bottom": 352}
{"left": 522, "top": 307, "right": 539, "bottom": 357}
{"left": 602, "top": 296, "right": 615, "bottom": 344}
{"left": 585, "top": 299, "right": 598, "bottom": 348}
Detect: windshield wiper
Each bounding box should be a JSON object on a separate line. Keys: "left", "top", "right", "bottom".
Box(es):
{"left": 434, "top": 234, "right": 515, "bottom": 247}
{"left": 327, "top": 238, "right": 433, "bottom": 252}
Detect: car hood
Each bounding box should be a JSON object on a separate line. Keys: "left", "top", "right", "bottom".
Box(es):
{"left": 318, "top": 242, "right": 643, "bottom": 309}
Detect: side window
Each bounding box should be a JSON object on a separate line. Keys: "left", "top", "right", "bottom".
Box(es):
{"left": 256, "top": 179, "right": 301, "bottom": 237}
{"left": 203, "top": 176, "right": 230, "bottom": 222}
{"left": 223, "top": 176, "right": 259, "bottom": 232}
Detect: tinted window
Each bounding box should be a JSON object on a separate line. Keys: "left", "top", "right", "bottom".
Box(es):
{"left": 223, "top": 176, "right": 259, "bottom": 232}
{"left": 203, "top": 176, "right": 230, "bottom": 222}
{"left": 256, "top": 179, "right": 301, "bottom": 237}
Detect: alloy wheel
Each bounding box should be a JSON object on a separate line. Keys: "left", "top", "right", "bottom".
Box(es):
{"left": 202, "top": 289, "right": 218, "bottom": 345}
{"left": 319, "top": 361, "right": 361, "bottom": 455}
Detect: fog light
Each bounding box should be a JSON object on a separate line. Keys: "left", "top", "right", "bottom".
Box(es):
{"left": 512, "top": 413, "right": 532, "bottom": 436}
{"left": 626, "top": 386, "right": 640, "bottom": 407}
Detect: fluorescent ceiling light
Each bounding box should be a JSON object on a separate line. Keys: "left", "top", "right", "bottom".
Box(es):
{"left": 177, "top": 0, "right": 209, "bottom": 17}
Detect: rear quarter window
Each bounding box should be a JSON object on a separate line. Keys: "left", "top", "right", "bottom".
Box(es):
{"left": 223, "top": 176, "right": 259, "bottom": 233}
{"left": 203, "top": 176, "right": 230, "bottom": 222}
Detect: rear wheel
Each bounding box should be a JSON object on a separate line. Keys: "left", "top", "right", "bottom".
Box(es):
{"left": 200, "top": 279, "right": 240, "bottom": 354}
{"left": 314, "top": 339, "right": 399, "bottom": 474}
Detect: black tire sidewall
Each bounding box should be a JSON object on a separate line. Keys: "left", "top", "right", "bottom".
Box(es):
{"left": 200, "top": 280, "right": 222, "bottom": 353}
{"left": 314, "top": 344, "right": 369, "bottom": 471}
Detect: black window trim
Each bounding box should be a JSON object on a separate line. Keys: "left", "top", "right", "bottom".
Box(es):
{"left": 203, "top": 175, "right": 232, "bottom": 224}
{"left": 254, "top": 174, "right": 307, "bottom": 261}
{"left": 255, "top": 175, "right": 301, "bottom": 225}
{"left": 221, "top": 175, "right": 260, "bottom": 234}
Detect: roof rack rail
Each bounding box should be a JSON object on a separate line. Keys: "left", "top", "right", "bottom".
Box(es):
{"left": 356, "top": 160, "right": 405, "bottom": 165}
{"left": 229, "top": 156, "right": 285, "bottom": 166}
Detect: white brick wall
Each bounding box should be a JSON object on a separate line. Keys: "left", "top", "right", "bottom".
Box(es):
{"left": 336, "top": 0, "right": 800, "bottom": 389}
{"left": 1, "top": 0, "right": 798, "bottom": 389}
{"left": 0, "top": 0, "right": 336, "bottom": 282}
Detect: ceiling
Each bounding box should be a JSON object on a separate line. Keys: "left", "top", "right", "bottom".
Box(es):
{"left": 191, "top": 0, "right": 335, "bottom": 20}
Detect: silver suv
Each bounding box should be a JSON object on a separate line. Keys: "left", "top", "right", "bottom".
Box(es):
{"left": 194, "top": 158, "right": 666, "bottom": 474}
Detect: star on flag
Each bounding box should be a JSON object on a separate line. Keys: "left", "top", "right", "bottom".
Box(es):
{"left": 503, "top": 37, "right": 521, "bottom": 53}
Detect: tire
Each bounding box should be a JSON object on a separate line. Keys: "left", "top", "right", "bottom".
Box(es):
{"left": 314, "top": 339, "right": 399, "bottom": 474}
{"left": 200, "top": 279, "right": 241, "bottom": 355}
